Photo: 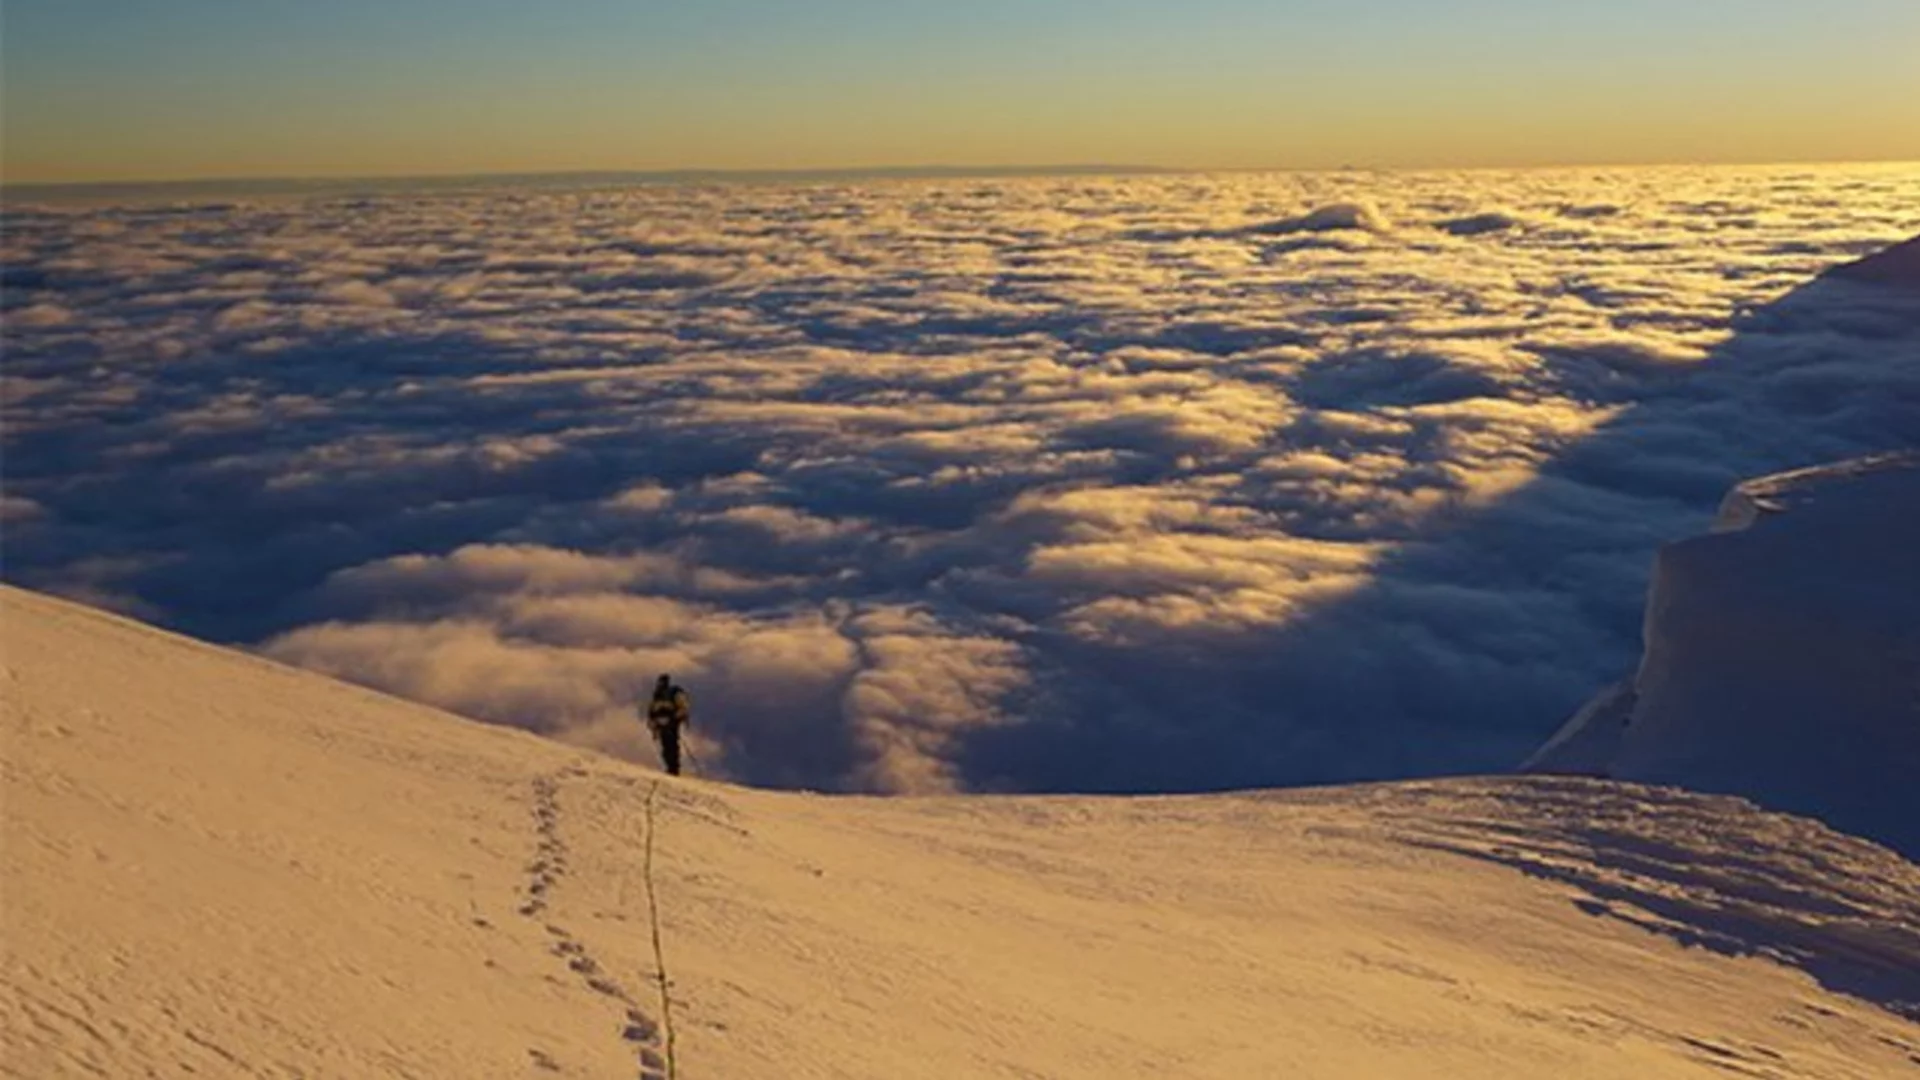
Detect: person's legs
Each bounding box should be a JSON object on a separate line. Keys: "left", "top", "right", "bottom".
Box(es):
{"left": 661, "top": 725, "right": 681, "bottom": 776}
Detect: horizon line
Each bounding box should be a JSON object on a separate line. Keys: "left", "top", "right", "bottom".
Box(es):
{"left": 5, "top": 155, "right": 1917, "bottom": 197}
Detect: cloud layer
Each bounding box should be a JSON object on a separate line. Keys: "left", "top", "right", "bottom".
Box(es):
{"left": 5, "top": 165, "right": 1917, "bottom": 792}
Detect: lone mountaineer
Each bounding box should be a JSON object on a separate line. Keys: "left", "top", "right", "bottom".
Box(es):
{"left": 645, "top": 674, "right": 692, "bottom": 776}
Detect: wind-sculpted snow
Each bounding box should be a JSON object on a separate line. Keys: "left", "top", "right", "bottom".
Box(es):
{"left": 1373, "top": 777, "right": 1920, "bottom": 1020}
{"left": 3, "top": 165, "right": 1918, "bottom": 793}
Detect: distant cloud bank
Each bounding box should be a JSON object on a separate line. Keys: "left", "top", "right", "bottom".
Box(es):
{"left": 4, "top": 165, "right": 1917, "bottom": 792}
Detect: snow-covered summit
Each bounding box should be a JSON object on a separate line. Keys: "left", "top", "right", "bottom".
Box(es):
{"left": 4, "top": 584, "right": 1918, "bottom": 1077}
{"left": 1526, "top": 453, "right": 1920, "bottom": 858}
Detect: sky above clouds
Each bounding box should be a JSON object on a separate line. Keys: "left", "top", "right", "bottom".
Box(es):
{"left": 4, "top": 164, "right": 1917, "bottom": 793}
{"left": 5, "top": 0, "right": 1920, "bottom": 182}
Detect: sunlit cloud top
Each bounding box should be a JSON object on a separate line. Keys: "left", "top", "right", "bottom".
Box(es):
{"left": 5, "top": 0, "right": 1919, "bottom": 183}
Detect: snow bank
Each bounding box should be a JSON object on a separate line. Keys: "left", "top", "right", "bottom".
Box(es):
{"left": 1527, "top": 453, "right": 1920, "bottom": 857}
{"left": 5, "top": 584, "right": 1917, "bottom": 1077}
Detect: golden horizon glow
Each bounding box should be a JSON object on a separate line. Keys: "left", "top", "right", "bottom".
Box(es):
{"left": 5, "top": 0, "right": 1919, "bottom": 185}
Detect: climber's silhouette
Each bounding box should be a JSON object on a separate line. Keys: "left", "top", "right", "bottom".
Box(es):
{"left": 644, "top": 674, "right": 692, "bottom": 776}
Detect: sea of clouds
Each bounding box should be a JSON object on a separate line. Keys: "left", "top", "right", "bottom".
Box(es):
{"left": 4, "top": 164, "right": 1917, "bottom": 793}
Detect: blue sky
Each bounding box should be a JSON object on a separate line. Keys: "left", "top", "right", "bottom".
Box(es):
{"left": 5, "top": 0, "right": 1919, "bottom": 180}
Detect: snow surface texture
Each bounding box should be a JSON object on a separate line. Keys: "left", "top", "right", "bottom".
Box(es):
{"left": 4, "top": 166, "right": 1919, "bottom": 794}
{"left": 3, "top": 585, "right": 1917, "bottom": 1078}
{"left": 1527, "top": 453, "right": 1920, "bottom": 858}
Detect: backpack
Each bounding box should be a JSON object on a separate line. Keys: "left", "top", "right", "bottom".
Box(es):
{"left": 646, "top": 689, "right": 677, "bottom": 727}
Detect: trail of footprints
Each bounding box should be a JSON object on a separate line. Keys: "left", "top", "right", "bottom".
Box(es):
{"left": 520, "top": 769, "right": 673, "bottom": 1080}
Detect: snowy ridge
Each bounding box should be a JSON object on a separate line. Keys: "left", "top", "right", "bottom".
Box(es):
{"left": 1527, "top": 453, "right": 1920, "bottom": 858}
{"left": 4, "top": 584, "right": 1918, "bottom": 1078}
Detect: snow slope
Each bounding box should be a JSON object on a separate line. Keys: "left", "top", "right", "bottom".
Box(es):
{"left": 3, "top": 584, "right": 1917, "bottom": 1079}
{"left": 1527, "top": 454, "right": 1920, "bottom": 858}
